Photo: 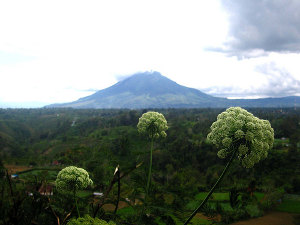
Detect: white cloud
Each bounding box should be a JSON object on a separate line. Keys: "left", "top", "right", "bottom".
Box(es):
{"left": 0, "top": 0, "right": 300, "bottom": 107}
{"left": 199, "top": 52, "right": 300, "bottom": 98}
{"left": 0, "top": 0, "right": 229, "bottom": 106}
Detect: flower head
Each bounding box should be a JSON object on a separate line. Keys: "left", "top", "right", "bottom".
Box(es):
{"left": 207, "top": 107, "right": 274, "bottom": 168}
{"left": 137, "top": 111, "right": 168, "bottom": 138}
{"left": 56, "top": 166, "right": 93, "bottom": 193}
{"left": 67, "top": 215, "right": 116, "bottom": 225}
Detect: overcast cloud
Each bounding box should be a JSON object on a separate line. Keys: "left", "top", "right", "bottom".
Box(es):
{"left": 255, "top": 63, "right": 300, "bottom": 97}
{"left": 1, "top": 0, "right": 300, "bottom": 107}
{"left": 205, "top": 61, "right": 300, "bottom": 98}
{"left": 203, "top": 0, "right": 300, "bottom": 98}
{"left": 220, "top": 0, "right": 300, "bottom": 55}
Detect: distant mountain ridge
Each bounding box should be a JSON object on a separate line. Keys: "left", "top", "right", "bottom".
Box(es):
{"left": 47, "top": 71, "right": 300, "bottom": 108}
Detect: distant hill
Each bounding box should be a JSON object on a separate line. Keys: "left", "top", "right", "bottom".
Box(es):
{"left": 47, "top": 71, "right": 300, "bottom": 108}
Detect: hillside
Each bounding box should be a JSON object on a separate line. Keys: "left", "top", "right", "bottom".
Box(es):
{"left": 47, "top": 71, "right": 300, "bottom": 108}
{"left": 47, "top": 71, "right": 225, "bottom": 108}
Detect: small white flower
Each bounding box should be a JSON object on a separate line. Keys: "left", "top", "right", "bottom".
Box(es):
{"left": 217, "top": 149, "right": 228, "bottom": 159}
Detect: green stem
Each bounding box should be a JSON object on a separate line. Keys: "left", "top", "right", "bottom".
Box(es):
{"left": 145, "top": 137, "right": 154, "bottom": 204}
{"left": 114, "top": 168, "right": 121, "bottom": 215}
{"left": 140, "top": 138, "right": 154, "bottom": 223}
{"left": 183, "top": 147, "right": 238, "bottom": 225}
{"left": 74, "top": 190, "right": 80, "bottom": 218}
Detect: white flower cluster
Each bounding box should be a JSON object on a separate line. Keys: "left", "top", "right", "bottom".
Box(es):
{"left": 67, "top": 215, "right": 116, "bottom": 225}
{"left": 207, "top": 107, "right": 274, "bottom": 168}
{"left": 137, "top": 111, "right": 168, "bottom": 138}
{"left": 56, "top": 166, "right": 93, "bottom": 193}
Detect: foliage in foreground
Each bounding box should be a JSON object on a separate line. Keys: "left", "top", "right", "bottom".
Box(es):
{"left": 1, "top": 107, "right": 300, "bottom": 224}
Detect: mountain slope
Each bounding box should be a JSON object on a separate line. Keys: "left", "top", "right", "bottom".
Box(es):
{"left": 47, "top": 71, "right": 300, "bottom": 108}
{"left": 49, "top": 71, "right": 225, "bottom": 108}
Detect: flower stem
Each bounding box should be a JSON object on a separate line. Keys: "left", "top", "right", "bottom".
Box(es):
{"left": 183, "top": 147, "right": 238, "bottom": 225}
{"left": 74, "top": 190, "right": 80, "bottom": 218}
{"left": 145, "top": 137, "right": 154, "bottom": 204}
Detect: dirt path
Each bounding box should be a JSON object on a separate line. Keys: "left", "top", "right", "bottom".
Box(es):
{"left": 231, "top": 212, "right": 297, "bottom": 225}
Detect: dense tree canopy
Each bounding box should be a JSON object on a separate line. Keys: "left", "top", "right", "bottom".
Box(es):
{"left": 0, "top": 108, "right": 299, "bottom": 224}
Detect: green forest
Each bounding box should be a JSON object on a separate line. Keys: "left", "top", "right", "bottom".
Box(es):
{"left": 1, "top": 107, "right": 300, "bottom": 225}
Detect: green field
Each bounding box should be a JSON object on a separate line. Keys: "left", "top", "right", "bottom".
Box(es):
{"left": 191, "top": 192, "right": 265, "bottom": 202}
{"left": 276, "top": 194, "right": 300, "bottom": 213}
{"left": 77, "top": 190, "right": 93, "bottom": 198}
{"left": 276, "top": 200, "right": 300, "bottom": 213}
{"left": 190, "top": 217, "right": 212, "bottom": 225}
{"left": 18, "top": 168, "right": 60, "bottom": 181}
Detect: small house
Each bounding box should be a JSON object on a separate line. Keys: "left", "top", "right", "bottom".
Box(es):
{"left": 38, "top": 184, "right": 53, "bottom": 195}
{"left": 93, "top": 192, "right": 104, "bottom": 197}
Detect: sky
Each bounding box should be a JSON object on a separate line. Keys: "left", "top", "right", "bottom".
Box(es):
{"left": 1, "top": 0, "right": 300, "bottom": 108}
